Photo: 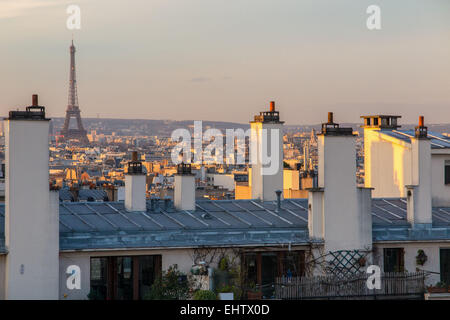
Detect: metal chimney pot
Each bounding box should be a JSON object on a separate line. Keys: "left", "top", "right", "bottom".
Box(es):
{"left": 132, "top": 151, "right": 138, "bottom": 162}
{"left": 328, "top": 112, "right": 333, "bottom": 124}
{"left": 164, "top": 197, "right": 171, "bottom": 211}
{"left": 275, "top": 190, "right": 282, "bottom": 212}
{"left": 32, "top": 94, "right": 38, "bottom": 106}
{"left": 419, "top": 116, "right": 424, "bottom": 127}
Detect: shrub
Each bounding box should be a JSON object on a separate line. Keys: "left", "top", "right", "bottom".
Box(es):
{"left": 218, "top": 257, "right": 229, "bottom": 271}
{"left": 144, "top": 264, "right": 190, "bottom": 300}
{"left": 216, "top": 285, "right": 242, "bottom": 300}
{"left": 87, "top": 289, "right": 105, "bottom": 300}
{"left": 193, "top": 290, "right": 217, "bottom": 300}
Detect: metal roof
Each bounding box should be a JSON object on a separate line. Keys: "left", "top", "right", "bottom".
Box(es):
{"left": 380, "top": 130, "right": 450, "bottom": 149}
{"left": 0, "top": 198, "right": 449, "bottom": 252}
{"left": 59, "top": 188, "right": 109, "bottom": 202}
{"left": 78, "top": 189, "right": 108, "bottom": 201}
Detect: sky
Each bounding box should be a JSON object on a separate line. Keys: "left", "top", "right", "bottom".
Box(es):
{"left": 0, "top": 0, "right": 449, "bottom": 125}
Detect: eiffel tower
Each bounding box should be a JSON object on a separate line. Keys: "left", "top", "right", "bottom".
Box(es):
{"left": 60, "top": 40, "right": 89, "bottom": 144}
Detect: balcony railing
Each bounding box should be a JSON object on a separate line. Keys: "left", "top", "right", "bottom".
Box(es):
{"left": 275, "top": 272, "right": 426, "bottom": 300}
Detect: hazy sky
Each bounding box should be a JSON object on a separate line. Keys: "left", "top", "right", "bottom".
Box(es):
{"left": 0, "top": 0, "right": 449, "bottom": 125}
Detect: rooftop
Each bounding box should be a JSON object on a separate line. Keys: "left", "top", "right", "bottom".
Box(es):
{"left": 0, "top": 198, "right": 449, "bottom": 252}
{"left": 379, "top": 129, "right": 450, "bottom": 149}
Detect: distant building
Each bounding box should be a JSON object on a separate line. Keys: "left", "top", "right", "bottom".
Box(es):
{"left": 362, "top": 115, "right": 450, "bottom": 206}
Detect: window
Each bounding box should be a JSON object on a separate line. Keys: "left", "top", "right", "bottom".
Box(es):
{"left": 383, "top": 248, "right": 405, "bottom": 272}
{"left": 89, "top": 255, "right": 161, "bottom": 300}
{"left": 90, "top": 257, "right": 108, "bottom": 300}
{"left": 440, "top": 249, "right": 450, "bottom": 285}
{"left": 116, "top": 257, "right": 133, "bottom": 300}
{"left": 445, "top": 161, "right": 450, "bottom": 185}
{"left": 242, "top": 250, "right": 305, "bottom": 299}
{"left": 282, "top": 251, "right": 305, "bottom": 277}
{"left": 139, "top": 256, "right": 157, "bottom": 299}
{"left": 243, "top": 254, "right": 258, "bottom": 286}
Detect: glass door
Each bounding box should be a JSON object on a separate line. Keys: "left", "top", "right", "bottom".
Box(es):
{"left": 115, "top": 257, "right": 134, "bottom": 300}
{"left": 261, "top": 253, "right": 278, "bottom": 299}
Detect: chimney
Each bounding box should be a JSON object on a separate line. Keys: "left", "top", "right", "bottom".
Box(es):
{"left": 312, "top": 112, "right": 372, "bottom": 252}
{"left": 308, "top": 188, "right": 324, "bottom": 240}
{"left": 125, "top": 151, "right": 146, "bottom": 211}
{"left": 4, "top": 95, "right": 59, "bottom": 299}
{"left": 327, "top": 112, "right": 333, "bottom": 124}
{"left": 415, "top": 115, "right": 428, "bottom": 139}
{"left": 275, "top": 190, "right": 282, "bottom": 212}
{"left": 270, "top": 101, "right": 275, "bottom": 112}
{"left": 360, "top": 114, "right": 402, "bottom": 196}
{"left": 407, "top": 116, "right": 432, "bottom": 226}
{"left": 250, "top": 101, "right": 284, "bottom": 201}
{"left": 174, "top": 163, "right": 195, "bottom": 211}
{"left": 32, "top": 94, "right": 38, "bottom": 106}
{"left": 164, "top": 197, "right": 171, "bottom": 211}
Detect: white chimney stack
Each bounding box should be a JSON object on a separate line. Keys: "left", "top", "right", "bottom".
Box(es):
{"left": 250, "top": 101, "right": 284, "bottom": 201}
{"left": 310, "top": 112, "right": 372, "bottom": 253}
{"left": 125, "top": 151, "right": 147, "bottom": 212}
{"left": 4, "top": 95, "right": 59, "bottom": 299}
{"left": 406, "top": 116, "right": 432, "bottom": 226}
{"left": 174, "top": 163, "right": 195, "bottom": 211}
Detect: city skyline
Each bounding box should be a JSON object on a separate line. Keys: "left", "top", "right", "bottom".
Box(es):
{"left": 0, "top": 0, "right": 449, "bottom": 125}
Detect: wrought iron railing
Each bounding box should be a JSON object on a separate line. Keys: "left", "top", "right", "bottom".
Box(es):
{"left": 275, "top": 272, "right": 426, "bottom": 300}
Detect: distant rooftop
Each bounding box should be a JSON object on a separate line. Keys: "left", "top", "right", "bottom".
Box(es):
{"left": 379, "top": 129, "right": 450, "bottom": 149}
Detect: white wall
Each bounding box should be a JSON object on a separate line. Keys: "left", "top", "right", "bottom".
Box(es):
{"left": 117, "top": 186, "right": 125, "bottom": 201}
{"left": 364, "top": 129, "right": 411, "bottom": 198}
{"left": 431, "top": 154, "right": 450, "bottom": 207}
{"left": 125, "top": 174, "right": 146, "bottom": 212}
{"left": 174, "top": 175, "right": 195, "bottom": 210}
{"left": 319, "top": 134, "right": 368, "bottom": 252}
{"left": 4, "top": 119, "right": 59, "bottom": 299}
{"left": 0, "top": 255, "right": 5, "bottom": 300}
{"left": 365, "top": 128, "right": 450, "bottom": 206}
{"left": 251, "top": 122, "right": 284, "bottom": 201}
{"left": 284, "top": 169, "right": 300, "bottom": 191}
{"left": 373, "top": 242, "right": 450, "bottom": 286}
{"left": 408, "top": 138, "right": 432, "bottom": 225}
{"left": 59, "top": 248, "right": 200, "bottom": 300}
{"left": 209, "top": 174, "right": 235, "bottom": 191}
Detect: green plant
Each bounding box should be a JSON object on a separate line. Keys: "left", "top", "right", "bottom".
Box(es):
{"left": 213, "top": 253, "right": 244, "bottom": 299}
{"left": 435, "top": 281, "right": 447, "bottom": 288}
{"left": 247, "top": 281, "right": 260, "bottom": 293}
{"left": 218, "top": 257, "right": 229, "bottom": 271}
{"left": 144, "top": 264, "right": 190, "bottom": 300}
{"left": 193, "top": 290, "right": 217, "bottom": 300}
{"left": 415, "top": 250, "right": 428, "bottom": 266}
{"left": 87, "top": 289, "right": 105, "bottom": 300}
